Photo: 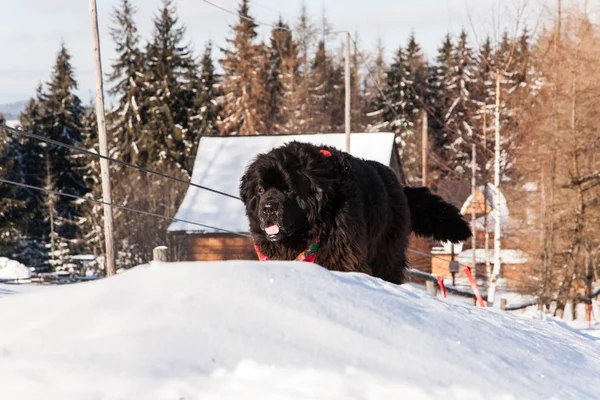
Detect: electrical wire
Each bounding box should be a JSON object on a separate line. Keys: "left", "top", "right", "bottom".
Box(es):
{"left": 0, "top": 177, "right": 250, "bottom": 238}
{"left": 0, "top": 124, "right": 241, "bottom": 201}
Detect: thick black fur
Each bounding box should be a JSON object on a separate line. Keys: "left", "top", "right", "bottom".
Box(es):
{"left": 240, "top": 141, "right": 471, "bottom": 284}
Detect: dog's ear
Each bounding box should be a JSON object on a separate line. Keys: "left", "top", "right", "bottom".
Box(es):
{"left": 239, "top": 170, "right": 254, "bottom": 205}
{"left": 303, "top": 172, "right": 327, "bottom": 215}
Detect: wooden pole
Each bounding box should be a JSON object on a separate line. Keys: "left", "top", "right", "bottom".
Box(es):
{"left": 422, "top": 110, "right": 428, "bottom": 186}
{"left": 153, "top": 246, "right": 168, "bottom": 262}
{"left": 426, "top": 281, "right": 437, "bottom": 297}
{"left": 471, "top": 144, "right": 477, "bottom": 279}
{"left": 344, "top": 31, "right": 351, "bottom": 153}
{"left": 89, "top": 0, "right": 116, "bottom": 276}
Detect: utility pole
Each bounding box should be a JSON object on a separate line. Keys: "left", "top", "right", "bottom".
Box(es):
{"left": 89, "top": 0, "right": 116, "bottom": 276}
{"left": 345, "top": 31, "right": 351, "bottom": 153}
{"left": 422, "top": 110, "right": 428, "bottom": 186}
{"left": 471, "top": 144, "right": 477, "bottom": 279}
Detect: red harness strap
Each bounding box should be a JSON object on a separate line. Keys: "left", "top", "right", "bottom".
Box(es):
{"left": 254, "top": 234, "right": 321, "bottom": 263}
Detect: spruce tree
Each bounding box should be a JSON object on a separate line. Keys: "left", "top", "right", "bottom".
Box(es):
{"left": 372, "top": 47, "right": 411, "bottom": 132}
{"left": 444, "top": 31, "right": 476, "bottom": 177}
{"left": 218, "top": 0, "right": 270, "bottom": 135}
{"left": 4, "top": 88, "right": 49, "bottom": 269}
{"left": 39, "top": 44, "right": 89, "bottom": 269}
{"left": 365, "top": 38, "right": 387, "bottom": 130}
{"left": 309, "top": 40, "right": 344, "bottom": 133}
{"left": 405, "top": 32, "right": 428, "bottom": 114}
{"left": 143, "top": 0, "right": 196, "bottom": 172}
{"left": 188, "top": 42, "right": 221, "bottom": 137}
{"left": 266, "top": 20, "right": 284, "bottom": 132}
{"left": 107, "top": 0, "right": 146, "bottom": 166}
{"left": 350, "top": 32, "right": 366, "bottom": 131}
{"left": 472, "top": 36, "right": 495, "bottom": 175}
{"left": 429, "top": 33, "right": 455, "bottom": 164}
{"left": 79, "top": 104, "right": 106, "bottom": 259}
{"left": 294, "top": 4, "right": 316, "bottom": 132}
{"left": 0, "top": 112, "right": 22, "bottom": 242}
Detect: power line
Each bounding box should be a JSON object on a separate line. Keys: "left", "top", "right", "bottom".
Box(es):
{"left": 200, "top": 0, "right": 346, "bottom": 35}
{"left": 201, "top": 0, "right": 293, "bottom": 32}
{"left": 0, "top": 177, "right": 250, "bottom": 238}
{"left": 0, "top": 124, "right": 241, "bottom": 201}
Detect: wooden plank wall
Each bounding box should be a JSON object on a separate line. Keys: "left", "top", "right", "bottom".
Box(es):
{"left": 188, "top": 234, "right": 257, "bottom": 261}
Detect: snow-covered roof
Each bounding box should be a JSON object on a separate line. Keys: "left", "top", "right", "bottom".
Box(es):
{"left": 457, "top": 249, "right": 528, "bottom": 265}
{"left": 168, "top": 133, "right": 397, "bottom": 233}
{"left": 460, "top": 183, "right": 511, "bottom": 232}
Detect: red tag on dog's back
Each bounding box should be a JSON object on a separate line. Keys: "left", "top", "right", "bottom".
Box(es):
{"left": 319, "top": 149, "right": 332, "bottom": 157}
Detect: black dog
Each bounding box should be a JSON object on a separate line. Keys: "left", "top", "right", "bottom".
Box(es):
{"left": 240, "top": 141, "right": 471, "bottom": 284}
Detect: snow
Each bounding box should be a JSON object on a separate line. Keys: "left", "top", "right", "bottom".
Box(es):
{"left": 168, "top": 133, "right": 396, "bottom": 233}
{"left": 0, "top": 257, "right": 31, "bottom": 280}
{"left": 457, "top": 249, "right": 528, "bottom": 265}
{"left": 1, "top": 261, "right": 599, "bottom": 400}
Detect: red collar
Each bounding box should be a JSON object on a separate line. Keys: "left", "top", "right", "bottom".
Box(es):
{"left": 253, "top": 233, "right": 321, "bottom": 263}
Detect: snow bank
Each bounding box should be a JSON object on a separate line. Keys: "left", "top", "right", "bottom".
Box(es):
{"left": 1, "top": 261, "right": 599, "bottom": 400}
{"left": 0, "top": 257, "right": 31, "bottom": 280}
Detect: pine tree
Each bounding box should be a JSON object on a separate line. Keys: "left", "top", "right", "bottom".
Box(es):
{"left": 143, "top": 0, "right": 196, "bottom": 172}
{"left": 294, "top": 3, "right": 316, "bottom": 132}
{"left": 350, "top": 32, "right": 366, "bottom": 131}
{"left": 428, "top": 33, "right": 455, "bottom": 164}
{"left": 365, "top": 37, "right": 387, "bottom": 129}
{"left": 267, "top": 18, "right": 302, "bottom": 133}
{"left": 444, "top": 31, "right": 476, "bottom": 177}
{"left": 472, "top": 36, "right": 495, "bottom": 174}
{"left": 309, "top": 39, "right": 344, "bottom": 132}
{"left": 188, "top": 42, "right": 221, "bottom": 144}
{"left": 39, "top": 44, "right": 89, "bottom": 270}
{"left": 0, "top": 112, "right": 21, "bottom": 242}
{"left": 107, "top": 0, "right": 146, "bottom": 166}
{"left": 217, "top": 0, "right": 270, "bottom": 135}
{"left": 79, "top": 104, "right": 106, "bottom": 260}
{"left": 2, "top": 87, "right": 50, "bottom": 269}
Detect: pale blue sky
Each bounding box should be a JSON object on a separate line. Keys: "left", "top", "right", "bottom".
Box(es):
{"left": 0, "top": 0, "right": 545, "bottom": 105}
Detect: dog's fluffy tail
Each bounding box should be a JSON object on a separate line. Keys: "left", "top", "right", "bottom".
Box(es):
{"left": 404, "top": 186, "right": 472, "bottom": 243}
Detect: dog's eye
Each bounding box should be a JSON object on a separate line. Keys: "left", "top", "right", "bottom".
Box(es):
{"left": 257, "top": 186, "right": 265, "bottom": 195}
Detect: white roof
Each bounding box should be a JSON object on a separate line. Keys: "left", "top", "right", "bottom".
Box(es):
{"left": 168, "top": 133, "right": 396, "bottom": 233}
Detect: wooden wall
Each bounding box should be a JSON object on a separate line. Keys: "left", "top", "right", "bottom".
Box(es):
{"left": 187, "top": 234, "right": 256, "bottom": 261}
{"left": 408, "top": 233, "right": 432, "bottom": 273}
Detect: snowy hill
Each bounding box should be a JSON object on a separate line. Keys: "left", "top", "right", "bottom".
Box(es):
{"left": 0, "top": 100, "right": 26, "bottom": 120}
{"left": 1, "top": 261, "right": 598, "bottom": 400}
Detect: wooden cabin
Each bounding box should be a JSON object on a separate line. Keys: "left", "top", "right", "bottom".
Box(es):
{"left": 168, "top": 133, "right": 411, "bottom": 262}
{"left": 430, "top": 183, "right": 529, "bottom": 290}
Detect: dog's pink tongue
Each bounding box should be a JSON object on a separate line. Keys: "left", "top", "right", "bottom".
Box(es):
{"left": 265, "top": 225, "right": 280, "bottom": 235}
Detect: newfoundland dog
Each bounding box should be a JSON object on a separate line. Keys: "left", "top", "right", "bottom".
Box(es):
{"left": 240, "top": 141, "right": 471, "bottom": 284}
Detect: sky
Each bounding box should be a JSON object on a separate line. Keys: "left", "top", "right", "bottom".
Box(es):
{"left": 0, "top": 0, "right": 548, "bottom": 106}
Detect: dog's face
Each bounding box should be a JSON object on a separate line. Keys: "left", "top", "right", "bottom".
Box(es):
{"left": 240, "top": 153, "right": 323, "bottom": 242}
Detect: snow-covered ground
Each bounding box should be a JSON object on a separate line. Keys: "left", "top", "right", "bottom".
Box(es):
{"left": 1, "top": 261, "right": 599, "bottom": 400}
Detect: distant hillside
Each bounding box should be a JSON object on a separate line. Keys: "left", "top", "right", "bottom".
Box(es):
{"left": 0, "top": 100, "right": 27, "bottom": 120}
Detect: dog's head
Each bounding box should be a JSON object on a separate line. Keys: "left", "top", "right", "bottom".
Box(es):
{"left": 239, "top": 142, "right": 333, "bottom": 242}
